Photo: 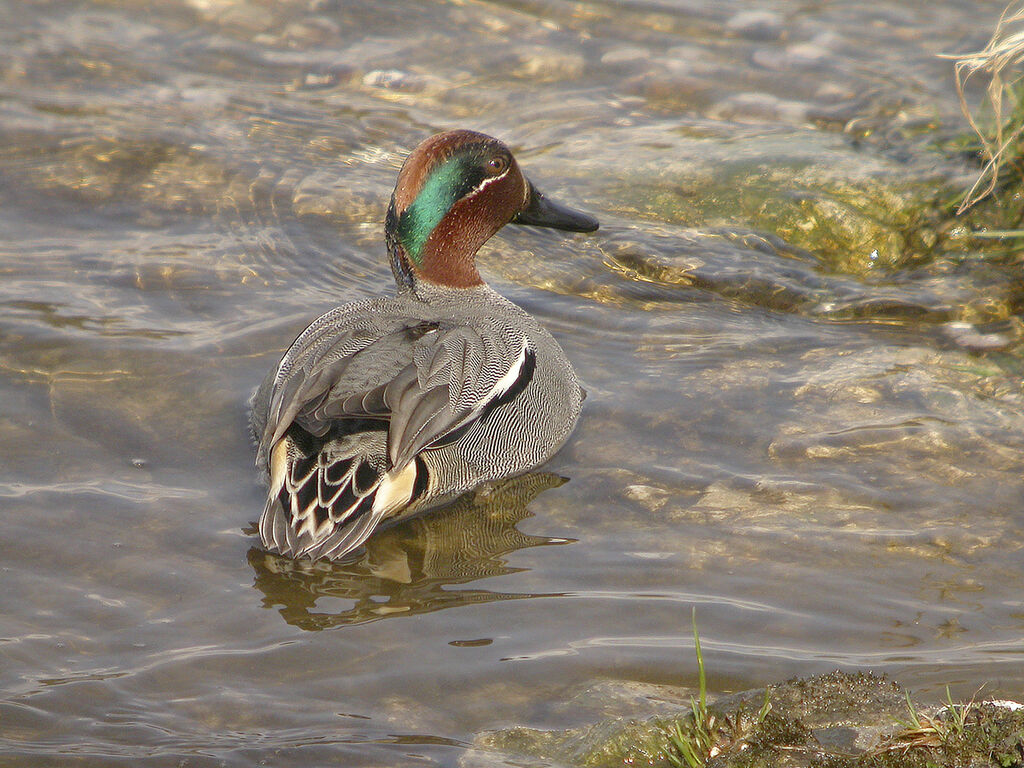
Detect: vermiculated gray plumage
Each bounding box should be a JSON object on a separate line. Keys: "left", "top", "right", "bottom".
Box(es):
{"left": 250, "top": 285, "right": 583, "bottom": 560}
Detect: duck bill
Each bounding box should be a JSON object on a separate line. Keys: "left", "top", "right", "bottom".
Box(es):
{"left": 513, "top": 181, "right": 599, "bottom": 233}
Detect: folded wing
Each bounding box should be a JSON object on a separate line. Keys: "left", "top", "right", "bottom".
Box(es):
{"left": 256, "top": 307, "right": 534, "bottom": 559}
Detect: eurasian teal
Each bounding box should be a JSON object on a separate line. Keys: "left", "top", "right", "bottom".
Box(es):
{"left": 250, "top": 129, "right": 598, "bottom": 561}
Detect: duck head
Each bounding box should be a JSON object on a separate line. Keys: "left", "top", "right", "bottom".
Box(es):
{"left": 385, "top": 129, "right": 598, "bottom": 292}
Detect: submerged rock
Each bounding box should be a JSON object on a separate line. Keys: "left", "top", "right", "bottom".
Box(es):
{"left": 725, "top": 11, "right": 785, "bottom": 42}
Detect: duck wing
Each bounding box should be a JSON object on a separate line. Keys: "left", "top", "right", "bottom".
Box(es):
{"left": 259, "top": 311, "right": 533, "bottom": 464}
{"left": 322, "top": 322, "right": 534, "bottom": 467}
{"left": 256, "top": 302, "right": 535, "bottom": 559}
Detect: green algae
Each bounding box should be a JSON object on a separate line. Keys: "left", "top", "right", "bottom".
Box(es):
{"left": 596, "top": 119, "right": 1024, "bottom": 345}
{"left": 609, "top": 151, "right": 1016, "bottom": 279}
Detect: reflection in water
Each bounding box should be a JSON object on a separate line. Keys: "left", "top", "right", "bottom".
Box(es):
{"left": 248, "top": 473, "right": 570, "bottom": 630}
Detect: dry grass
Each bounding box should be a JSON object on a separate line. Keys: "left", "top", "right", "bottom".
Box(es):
{"left": 940, "top": 2, "right": 1024, "bottom": 213}
{"left": 873, "top": 688, "right": 980, "bottom": 756}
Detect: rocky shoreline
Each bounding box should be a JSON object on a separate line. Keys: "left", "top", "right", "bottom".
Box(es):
{"left": 468, "top": 671, "right": 1024, "bottom": 767}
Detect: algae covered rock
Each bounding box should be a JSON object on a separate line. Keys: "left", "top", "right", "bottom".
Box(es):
{"left": 470, "top": 671, "right": 1024, "bottom": 768}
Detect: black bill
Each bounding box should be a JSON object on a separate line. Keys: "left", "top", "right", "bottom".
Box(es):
{"left": 513, "top": 180, "right": 599, "bottom": 233}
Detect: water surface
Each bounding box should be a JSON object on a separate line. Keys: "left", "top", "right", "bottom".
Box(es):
{"left": 2, "top": 1, "right": 1023, "bottom": 765}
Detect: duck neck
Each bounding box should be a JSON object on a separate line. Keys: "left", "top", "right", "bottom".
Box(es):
{"left": 385, "top": 202, "right": 417, "bottom": 292}
{"left": 386, "top": 195, "right": 487, "bottom": 294}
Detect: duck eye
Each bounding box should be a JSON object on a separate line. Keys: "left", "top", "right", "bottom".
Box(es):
{"left": 486, "top": 155, "right": 508, "bottom": 175}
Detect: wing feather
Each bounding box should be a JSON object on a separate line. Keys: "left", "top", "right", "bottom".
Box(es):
{"left": 387, "top": 326, "right": 529, "bottom": 467}
{"left": 255, "top": 300, "right": 536, "bottom": 560}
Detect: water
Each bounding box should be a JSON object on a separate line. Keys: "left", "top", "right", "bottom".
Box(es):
{"left": 2, "top": 0, "right": 1023, "bottom": 765}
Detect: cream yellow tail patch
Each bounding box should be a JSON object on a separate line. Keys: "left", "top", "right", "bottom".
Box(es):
{"left": 371, "top": 462, "right": 418, "bottom": 516}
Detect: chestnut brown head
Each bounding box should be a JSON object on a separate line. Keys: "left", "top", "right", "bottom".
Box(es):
{"left": 385, "top": 130, "right": 598, "bottom": 290}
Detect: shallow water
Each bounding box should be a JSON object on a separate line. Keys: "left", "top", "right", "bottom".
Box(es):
{"left": 2, "top": 0, "right": 1024, "bottom": 765}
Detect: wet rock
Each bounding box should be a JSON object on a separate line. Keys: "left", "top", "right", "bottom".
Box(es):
{"left": 725, "top": 10, "right": 785, "bottom": 42}
{"left": 710, "top": 92, "right": 810, "bottom": 124}
{"left": 813, "top": 81, "right": 858, "bottom": 104}
{"left": 597, "top": 227, "right": 969, "bottom": 320}
{"left": 623, "top": 483, "right": 672, "bottom": 513}
{"left": 207, "top": 3, "right": 277, "bottom": 35}
{"left": 940, "top": 321, "right": 1015, "bottom": 352}
{"left": 768, "top": 342, "right": 1024, "bottom": 497}
{"left": 281, "top": 16, "right": 340, "bottom": 46}
{"left": 624, "top": 71, "right": 711, "bottom": 107}
{"left": 298, "top": 70, "right": 340, "bottom": 89}
{"left": 362, "top": 68, "right": 429, "bottom": 93}
{"left": 752, "top": 41, "right": 831, "bottom": 72}
{"left": 471, "top": 671, "right": 1024, "bottom": 768}
{"left": 666, "top": 44, "right": 714, "bottom": 63}
{"left": 600, "top": 46, "right": 651, "bottom": 68}
{"left": 512, "top": 47, "right": 586, "bottom": 82}
{"left": 579, "top": 119, "right": 983, "bottom": 277}
{"left": 554, "top": 680, "right": 692, "bottom": 723}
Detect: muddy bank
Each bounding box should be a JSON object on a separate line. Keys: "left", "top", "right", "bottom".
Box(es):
{"left": 470, "top": 671, "right": 1024, "bottom": 767}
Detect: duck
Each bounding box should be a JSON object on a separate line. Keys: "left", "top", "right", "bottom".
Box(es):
{"left": 250, "top": 129, "right": 598, "bottom": 561}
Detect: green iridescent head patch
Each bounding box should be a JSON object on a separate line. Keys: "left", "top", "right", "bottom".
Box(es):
{"left": 396, "top": 155, "right": 485, "bottom": 264}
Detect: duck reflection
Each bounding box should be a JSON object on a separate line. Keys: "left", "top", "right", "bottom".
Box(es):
{"left": 247, "top": 473, "right": 572, "bottom": 630}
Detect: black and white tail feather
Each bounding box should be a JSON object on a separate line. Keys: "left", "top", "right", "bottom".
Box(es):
{"left": 259, "top": 425, "right": 411, "bottom": 561}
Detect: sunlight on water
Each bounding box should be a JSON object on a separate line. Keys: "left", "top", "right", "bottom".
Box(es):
{"left": 1, "top": 0, "right": 1023, "bottom": 765}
